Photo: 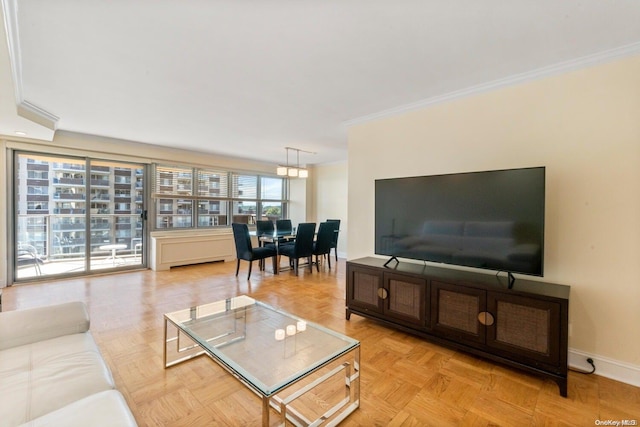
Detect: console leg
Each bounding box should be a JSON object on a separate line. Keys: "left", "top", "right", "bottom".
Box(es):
{"left": 558, "top": 378, "right": 568, "bottom": 397}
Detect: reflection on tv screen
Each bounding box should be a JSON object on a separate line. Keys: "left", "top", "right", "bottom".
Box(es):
{"left": 375, "top": 167, "right": 545, "bottom": 276}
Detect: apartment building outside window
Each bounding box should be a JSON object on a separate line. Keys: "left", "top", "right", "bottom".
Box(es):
{"left": 153, "top": 165, "right": 287, "bottom": 230}
{"left": 13, "top": 152, "right": 147, "bottom": 281}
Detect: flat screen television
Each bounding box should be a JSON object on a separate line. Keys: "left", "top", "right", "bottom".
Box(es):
{"left": 375, "top": 167, "right": 545, "bottom": 278}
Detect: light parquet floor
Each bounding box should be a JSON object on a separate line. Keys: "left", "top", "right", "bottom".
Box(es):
{"left": 3, "top": 259, "right": 640, "bottom": 426}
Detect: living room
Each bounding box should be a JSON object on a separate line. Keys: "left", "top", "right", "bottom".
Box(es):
{"left": 1, "top": 1, "right": 640, "bottom": 425}
{"left": 2, "top": 52, "right": 639, "bottom": 426}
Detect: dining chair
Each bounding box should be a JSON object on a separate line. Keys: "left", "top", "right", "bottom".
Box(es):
{"left": 278, "top": 222, "right": 316, "bottom": 275}
{"left": 231, "top": 223, "right": 278, "bottom": 280}
{"left": 255, "top": 220, "right": 276, "bottom": 247}
{"left": 275, "top": 219, "right": 295, "bottom": 244}
{"left": 131, "top": 237, "right": 143, "bottom": 259}
{"left": 17, "top": 243, "right": 43, "bottom": 275}
{"left": 312, "top": 221, "right": 339, "bottom": 271}
{"left": 327, "top": 219, "right": 341, "bottom": 261}
{"left": 255, "top": 220, "right": 276, "bottom": 270}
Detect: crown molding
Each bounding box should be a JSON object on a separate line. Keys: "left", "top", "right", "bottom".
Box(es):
{"left": 343, "top": 41, "right": 640, "bottom": 128}
{"left": 1, "top": 0, "right": 58, "bottom": 131}
{"left": 1, "top": 0, "right": 22, "bottom": 101}
{"left": 17, "top": 101, "right": 59, "bottom": 130}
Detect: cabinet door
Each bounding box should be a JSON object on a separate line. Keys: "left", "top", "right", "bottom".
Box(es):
{"left": 431, "top": 280, "right": 486, "bottom": 344}
{"left": 486, "top": 292, "right": 561, "bottom": 369}
{"left": 347, "top": 265, "right": 384, "bottom": 314}
{"left": 383, "top": 273, "right": 427, "bottom": 327}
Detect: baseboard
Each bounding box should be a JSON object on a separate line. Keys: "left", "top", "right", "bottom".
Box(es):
{"left": 569, "top": 348, "right": 640, "bottom": 387}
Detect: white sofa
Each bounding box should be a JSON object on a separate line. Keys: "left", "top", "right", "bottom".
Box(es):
{"left": 0, "top": 301, "right": 137, "bottom": 426}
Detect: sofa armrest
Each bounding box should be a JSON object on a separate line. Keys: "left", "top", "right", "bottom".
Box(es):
{"left": 0, "top": 301, "right": 90, "bottom": 350}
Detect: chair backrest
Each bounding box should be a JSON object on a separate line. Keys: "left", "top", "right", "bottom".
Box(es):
{"left": 231, "top": 223, "right": 253, "bottom": 261}
{"left": 256, "top": 220, "right": 274, "bottom": 237}
{"left": 292, "top": 222, "right": 316, "bottom": 257}
{"left": 327, "top": 219, "right": 341, "bottom": 246}
{"left": 276, "top": 219, "right": 293, "bottom": 234}
{"left": 314, "top": 221, "right": 337, "bottom": 254}
{"left": 18, "top": 243, "right": 38, "bottom": 255}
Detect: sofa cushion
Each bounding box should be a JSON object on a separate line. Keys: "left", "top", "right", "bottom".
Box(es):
{"left": 394, "top": 221, "right": 464, "bottom": 252}
{"left": 463, "top": 221, "right": 514, "bottom": 238}
{"left": 422, "top": 220, "right": 465, "bottom": 236}
{"left": 0, "top": 301, "right": 89, "bottom": 351}
{"left": 0, "top": 332, "right": 115, "bottom": 425}
{"left": 19, "top": 390, "right": 137, "bottom": 427}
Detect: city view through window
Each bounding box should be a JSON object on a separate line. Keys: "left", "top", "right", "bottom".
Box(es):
{"left": 15, "top": 154, "right": 288, "bottom": 281}
{"left": 154, "top": 166, "right": 287, "bottom": 229}
{"left": 15, "top": 153, "right": 145, "bottom": 280}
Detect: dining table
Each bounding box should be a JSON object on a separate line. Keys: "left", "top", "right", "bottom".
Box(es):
{"left": 250, "top": 230, "right": 295, "bottom": 245}
{"left": 249, "top": 230, "right": 296, "bottom": 272}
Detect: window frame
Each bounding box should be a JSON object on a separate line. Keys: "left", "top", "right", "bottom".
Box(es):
{"left": 152, "top": 164, "right": 288, "bottom": 230}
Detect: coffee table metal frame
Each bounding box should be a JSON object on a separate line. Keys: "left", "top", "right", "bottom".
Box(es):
{"left": 163, "top": 296, "right": 360, "bottom": 426}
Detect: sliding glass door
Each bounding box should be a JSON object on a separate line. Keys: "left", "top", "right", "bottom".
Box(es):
{"left": 14, "top": 152, "right": 146, "bottom": 281}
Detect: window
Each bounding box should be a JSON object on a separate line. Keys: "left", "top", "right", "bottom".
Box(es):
{"left": 14, "top": 152, "right": 147, "bottom": 280}
{"left": 260, "top": 177, "right": 284, "bottom": 220}
{"left": 27, "top": 201, "right": 48, "bottom": 210}
{"left": 27, "top": 170, "right": 48, "bottom": 179}
{"left": 153, "top": 164, "right": 287, "bottom": 230}
{"left": 27, "top": 185, "right": 47, "bottom": 194}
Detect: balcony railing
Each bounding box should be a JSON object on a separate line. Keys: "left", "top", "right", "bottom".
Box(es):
{"left": 53, "top": 193, "right": 86, "bottom": 200}
{"left": 17, "top": 213, "right": 142, "bottom": 262}
{"left": 55, "top": 178, "right": 85, "bottom": 185}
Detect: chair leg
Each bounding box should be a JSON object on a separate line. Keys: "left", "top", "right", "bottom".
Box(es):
{"left": 334, "top": 248, "right": 338, "bottom": 262}
{"left": 327, "top": 253, "right": 332, "bottom": 269}
{"left": 235, "top": 259, "right": 240, "bottom": 277}
{"left": 308, "top": 256, "right": 313, "bottom": 272}
{"left": 272, "top": 256, "right": 278, "bottom": 274}
{"left": 247, "top": 261, "right": 253, "bottom": 280}
{"left": 315, "top": 255, "right": 320, "bottom": 272}
{"left": 294, "top": 258, "right": 299, "bottom": 276}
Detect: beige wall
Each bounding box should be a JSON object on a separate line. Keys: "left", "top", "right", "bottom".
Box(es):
{"left": 287, "top": 177, "right": 308, "bottom": 227}
{"left": 347, "top": 56, "right": 640, "bottom": 373}
{"left": 311, "top": 162, "right": 348, "bottom": 258}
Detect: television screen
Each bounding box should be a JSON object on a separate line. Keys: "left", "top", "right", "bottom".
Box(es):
{"left": 375, "top": 167, "right": 545, "bottom": 276}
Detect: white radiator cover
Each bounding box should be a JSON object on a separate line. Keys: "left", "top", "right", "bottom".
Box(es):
{"left": 150, "top": 230, "right": 236, "bottom": 271}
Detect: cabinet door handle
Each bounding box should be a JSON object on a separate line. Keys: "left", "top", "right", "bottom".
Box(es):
{"left": 477, "top": 311, "right": 495, "bottom": 326}
{"left": 377, "top": 288, "right": 388, "bottom": 300}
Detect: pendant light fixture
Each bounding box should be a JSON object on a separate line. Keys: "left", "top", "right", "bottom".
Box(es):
{"left": 276, "top": 147, "right": 312, "bottom": 178}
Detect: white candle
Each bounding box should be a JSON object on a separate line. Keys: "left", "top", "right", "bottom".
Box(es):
{"left": 286, "top": 325, "right": 296, "bottom": 336}
{"left": 275, "top": 329, "right": 285, "bottom": 341}
{"left": 296, "top": 321, "right": 307, "bottom": 332}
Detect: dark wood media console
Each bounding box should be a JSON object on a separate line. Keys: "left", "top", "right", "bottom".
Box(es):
{"left": 346, "top": 257, "right": 570, "bottom": 396}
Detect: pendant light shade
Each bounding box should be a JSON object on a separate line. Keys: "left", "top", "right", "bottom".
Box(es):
{"left": 276, "top": 147, "right": 313, "bottom": 179}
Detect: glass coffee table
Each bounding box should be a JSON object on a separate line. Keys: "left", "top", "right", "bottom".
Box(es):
{"left": 164, "top": 295, "right": 360, "bottom": 426}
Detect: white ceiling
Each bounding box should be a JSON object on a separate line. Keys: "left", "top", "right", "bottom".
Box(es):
{"left": 2, "top": 0, "right": 640, "bottom": 166}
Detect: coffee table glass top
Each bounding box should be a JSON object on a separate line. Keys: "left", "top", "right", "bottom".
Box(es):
{"left": 164, "top": 295, "right": 359, "bottom": 396}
